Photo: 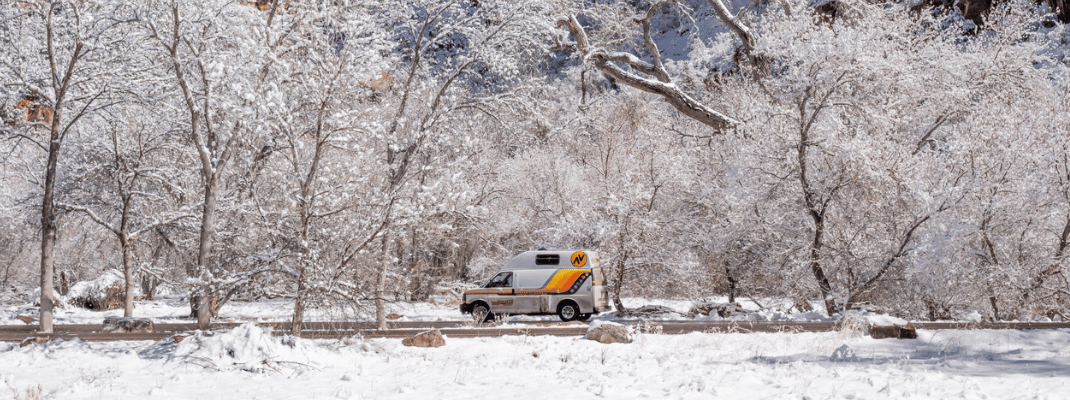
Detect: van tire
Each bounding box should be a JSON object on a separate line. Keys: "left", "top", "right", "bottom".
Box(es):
{"left": 472, "top": 302, "right": 493, "bottom": 323}
{"left": 557, "top": 301, "right": 579, "bottom": 322}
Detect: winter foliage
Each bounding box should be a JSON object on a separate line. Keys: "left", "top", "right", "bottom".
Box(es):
{"left": 1, "top": 0, "right": 1069, "bottom": 324}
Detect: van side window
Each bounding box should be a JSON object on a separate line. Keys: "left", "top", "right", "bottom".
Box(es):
{"left": 484, "top": 272, "right": 513, "bottom": 288}
{"left": 535, "top": 254, "right": 560, "bottom": 265}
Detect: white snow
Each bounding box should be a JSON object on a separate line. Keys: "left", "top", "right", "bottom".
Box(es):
{"left": 3, "top": 297, "right": 1070, "bottom": 399}
{"left": 2, "top": 325, "right": 1069, "bottom": 399}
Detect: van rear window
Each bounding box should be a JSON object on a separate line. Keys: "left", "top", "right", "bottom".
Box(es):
{"left": 535, "top": 254, "right": 560, "bottom": 265}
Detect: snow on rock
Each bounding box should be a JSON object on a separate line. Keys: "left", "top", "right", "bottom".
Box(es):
{"left": 688, "top": 301, "right": 745, "bottom": 318}
{"left": 841, "top": 311, "right": 918, "bottom": 339}
{"left": 29, "top": 270, "right": 129, "bottom": 311}
{"left": 401, "top": 329, "right": 445, "bottom": 347}
{"left": 864, "top": 313, "right": 910, "bottom": 327}
{"left": 586, "top": 320, "right": 631, "bottom": 344}
{"left": 626, "top": 304, "right": 682, "bottom": 319}
{"left": 170, "top": 323, "right": 320, "bottom": 373}
{"left": 102, "top": 316, "right": 153, "bottom": 333}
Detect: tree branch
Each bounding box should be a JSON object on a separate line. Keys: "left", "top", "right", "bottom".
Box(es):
{"left": 559, "top": 15, "right": 738, "bottom": 132}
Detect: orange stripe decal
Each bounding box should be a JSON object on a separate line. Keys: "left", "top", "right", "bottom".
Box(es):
{"left": 466, "top": 269, "right": 592, "bottom": 296}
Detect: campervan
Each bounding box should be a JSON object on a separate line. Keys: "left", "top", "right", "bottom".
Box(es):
{"left": 460, "top": 250, "right": 611, "bottom": 322}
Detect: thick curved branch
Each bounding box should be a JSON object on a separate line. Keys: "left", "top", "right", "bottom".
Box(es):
{"left": 706, "top": 0, "right": 756, "bottom": 54}
{"left": 559, "top": 15, "right": 738, "bottom": 132}
{"left": 636, "top": 2, "right": 671, "bottom": 83}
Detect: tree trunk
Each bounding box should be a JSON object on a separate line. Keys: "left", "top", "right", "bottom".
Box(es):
{"left": 38, "top": 106, "right": 64, "bottom": 334}
{"left": 376, "top": 233, "right": 391, "bottom": 330}
{"left": 1051, "top": 0, "right": 1069, "bottom": 24}
{"left": 796, "top": 86, "right": 839, "bottom": 316}
{"left": 806, "top": 218, "right": 836, "bottom": 315}
{"left": 195, "top": 180, "right": 219, "bottom": 330}
{"left": 291, "top": 263, "right": 307, "bottom": 335}
{"left": 121, "top": 234, "right": 134, "bottom": 318}
{"left": 725, "top": 262, "right": 737, "bottom": 304}
{"left": 989, "top": 295, "right": 1000, "bottom": 321}
{"left": 38, "top": 193, "right": 57, "bottom": 334}
{"left": 120, "top": 194, "right": 135, "bottom": 318}
{"left": 799, "top": 139, "right": 836, "bottom": 315}
{"left": 612, "top": 254, "right": 628, "bottom": 317}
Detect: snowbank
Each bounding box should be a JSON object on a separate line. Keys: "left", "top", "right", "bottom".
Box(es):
{"left": 168, "top": 324, "right": 324, "bottom": 373}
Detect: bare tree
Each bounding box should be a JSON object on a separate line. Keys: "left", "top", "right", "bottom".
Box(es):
{"left": 0, "top": 0, "right": 130, "bottom": 332}
{"left": 143, "top": 1, "right": 264, "bottom": 329}
{"left": 58, "top": 116, "right": 194, "bottom": 317}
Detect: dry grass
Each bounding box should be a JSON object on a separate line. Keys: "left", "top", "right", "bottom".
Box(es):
{"left": 11, "top": 385, "right": 43, "bottom": 400}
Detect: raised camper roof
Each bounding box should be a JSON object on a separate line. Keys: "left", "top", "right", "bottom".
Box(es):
{"left": 502, "top": 250, "right": 597, "bottom": 271}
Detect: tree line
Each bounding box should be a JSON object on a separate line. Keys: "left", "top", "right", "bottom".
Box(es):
{"left": 1, "top": 0, "right": 1068, "bottom": 332}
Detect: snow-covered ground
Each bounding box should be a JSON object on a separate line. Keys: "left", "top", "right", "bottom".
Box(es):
{"left": 3, "top": 296, "right": 1069, "bottom": 399}
{"left": 2, "top": 324, "right": 1069, "bottom": 399}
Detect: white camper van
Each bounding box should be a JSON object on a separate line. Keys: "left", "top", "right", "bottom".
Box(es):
{"left": 460, "top": 250, "right": 611, "bottom": 322}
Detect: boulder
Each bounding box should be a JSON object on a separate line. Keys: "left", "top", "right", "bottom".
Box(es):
{"left": 171, "top": 334, "right": 192, "bottom": 344}
{"left": 869, "top": 323, "right": 917, "bottom": 339}
{"left": 628, "top": 305, "right": 679, "bottom": 318}
{"left": 688, "top": 302, "right": 745, "bottom": 318}
{"left": 865, "top": 314, "right": 917, "bottom": 339}
{"left": 687, "top": 302, "right": 715, "bottom": 317}
{"left": 102, "top": 316, "right": 154, "bottom": 333}
{"left": 585, "top": 321, "right": 631, "bottom": 344}
{"left": 15, "top": 314, "right": 36, "bottom": 324}
{"left": 402, "top": 329, "right": 446, "bottom": 348}
{"left": 20, "top": 337, "right": 48, "bottom": 348}
{"left": 67, "top": 271, "right": 125, "bottom": 311}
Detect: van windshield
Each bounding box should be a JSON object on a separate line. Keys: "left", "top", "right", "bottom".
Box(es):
{"left": 483, "top": 272, "right": 513, "bottom": 288}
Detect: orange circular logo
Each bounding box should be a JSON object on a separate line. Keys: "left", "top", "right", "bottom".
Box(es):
{"left": 570, "top": 251, "right": 587, "bottom": 268}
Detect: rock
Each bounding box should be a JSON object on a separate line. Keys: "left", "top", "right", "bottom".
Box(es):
{"left": 687, "top": 302, "right": 715, "bottom": 317}
{"left": 15, "top": 315, "right": 36, "bottom": 324}
{"left": 67, "top": 271, "right": 125, "bottom": 311}
{"left": 102, "top": 316, "right": 154, "bottom": 333}
{"left": 714, "top": 303, "right": 745, "bottom": 318}
{"left": 628, "top": 305, "right": 679, "bottom": 318}
{"left": 19, "top": 337, "right": 48, "bottom": 346}
{"left": 171, "top": 334, "right": 191, "bottom": 343}
{"left": 869, "top": 323, "right": 917, "bottom": 339}
{"left": 585, "top": 321, "right": 631, "bottom": 344}
{"left": 688, "top": 302, "right": 744, "bottom": 318}
{"left": 864, "top": 314, "right": 918, "bottom": 339}
{"left": 402, "top": 329, "right": 445, "bottom": 348}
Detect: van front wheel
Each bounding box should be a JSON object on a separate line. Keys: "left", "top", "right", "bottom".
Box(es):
{"left": 472, "top": 303, "right": 493, "bottom": 323}
{"left": 557, "top": 301, "right": 579, "bottom": 322}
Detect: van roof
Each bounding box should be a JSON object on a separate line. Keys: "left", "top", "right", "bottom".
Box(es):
{"left": 502, "top": 250, "right": 598, "bottom": 270}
